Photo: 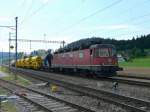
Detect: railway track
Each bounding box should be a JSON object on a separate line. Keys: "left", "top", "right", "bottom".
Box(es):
{"left": 3, "top": 65, "right": 150, "bottom": 87}
{"left": 0, "top": 79, "right": 95, "bottom": 112}
{"left": 40, "top": 67, "right": 150, "bottom": 87}
{"left": 117, "top": 74, "right": 150, "bottom": 80}
{"left": 5, "top": 66, "right": 150, "bottom": 112}
{"left": 15, "top": 97, "right": 45, "bottom": 112}
{"left": 107, "top": 76, "right": 150, "bottom": 87}
{"left": 25, "top": 67, "right": 150, "bottom": 88}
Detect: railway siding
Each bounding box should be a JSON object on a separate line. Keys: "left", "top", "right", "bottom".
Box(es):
{"left": 0, "top": 78, "right": 95, "bottom": 112}
{"left": 107, "top": 76, "right": 150, "bottom": 87}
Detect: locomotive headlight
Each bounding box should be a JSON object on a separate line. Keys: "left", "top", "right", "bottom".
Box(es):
{"left": 115, "top": 61, "right": 118, "bottom": 66}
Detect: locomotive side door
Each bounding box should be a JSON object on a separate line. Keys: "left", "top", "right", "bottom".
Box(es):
{"left": 90, "top": 49, "right": 94, "bottom": 71}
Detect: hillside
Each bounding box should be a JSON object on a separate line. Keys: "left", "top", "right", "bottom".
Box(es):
{"left": 0, "top": 52, "right": 15, "bottom": 64}
{"left": 56, "top": 34, "right": 150, "bottom": 53}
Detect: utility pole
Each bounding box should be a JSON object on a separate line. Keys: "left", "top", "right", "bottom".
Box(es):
{"left": 1, "top": 49, "right": 3, "bottom": 65}
{"left": 9, "top": 32, "right": 11, "bottom": 71}
{"left": 0, "top": 18, "right": 15, "bottom": 69}
{"left": 0, "top": 97, "right": 1, "bottom": 110}
{"left": 62, "top": 40, "right": 65, "bottom": 48}
{"left": 15, "top": 17, "right": 18, "bottom": 80}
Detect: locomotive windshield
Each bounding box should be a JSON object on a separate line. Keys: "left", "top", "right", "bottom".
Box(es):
{"left": 95, "top": 47, "right": 116, "bottom": 57}
{"left": 95, "top": 48, "right": 109, "bottom": 57}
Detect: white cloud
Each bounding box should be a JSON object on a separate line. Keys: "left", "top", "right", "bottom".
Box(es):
{"left": 78, "top": 24, "right": 135, "bottom": 31}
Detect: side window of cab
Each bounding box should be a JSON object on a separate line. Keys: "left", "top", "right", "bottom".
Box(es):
{"left": 90, "top": 49, "right": 93, "bottom": 56}
{"left": 79, "top": 52, "right": 84, "bottom": 59}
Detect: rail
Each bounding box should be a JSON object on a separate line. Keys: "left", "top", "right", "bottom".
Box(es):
{"left": 4, "top": 66, "right": 150, "bottom": 112}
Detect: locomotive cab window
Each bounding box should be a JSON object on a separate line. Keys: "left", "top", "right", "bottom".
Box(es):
{"left": 110, "top": 48, "right": 117, "bottom": 56}
{"left": 95, "top": 48, "right": 109, "bottom": 57}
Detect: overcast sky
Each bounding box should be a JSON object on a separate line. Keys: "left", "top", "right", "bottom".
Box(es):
{"left": 0, "top": 0, "right": 150, "bottom": 52}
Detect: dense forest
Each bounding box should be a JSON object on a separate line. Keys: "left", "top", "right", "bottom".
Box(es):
{"left": 57, "top": 34, "right": 150, "bottom": 51}
{"left": 56, "top": 34, "right": 150, "bottom": 58}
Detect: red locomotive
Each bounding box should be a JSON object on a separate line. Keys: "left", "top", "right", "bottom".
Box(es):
{"left": 52, "top": 44, "right": 122, "bottom": 77}
{"left": 15, "top": 43, "right": 122, "bottom": 77}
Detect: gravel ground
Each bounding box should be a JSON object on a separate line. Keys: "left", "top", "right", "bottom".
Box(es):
{"left": 91, "top": 81, "right": 150, "bottom": 101}
{"left": 17, "top": 70, "right": 127, "bottom": 112}
{"left": 32, "top": 70, "right": 150, "bottom": 101}
{"left": 29, "top": 83, "right": 127, "bottom": 112}
{"left": 118, "top": 67, "right": 150, "bottom": 76}
{"left": 0, "top": 71, "right": 45, "bottom": 112}
{"left": 6, "top": 73, "right": 126, "bottom": 112}
{"left": 14, "top": 97, "right": 45, "bottom": 112}
{"left": 6, "top": 69, "right": 150, "bottom": 112}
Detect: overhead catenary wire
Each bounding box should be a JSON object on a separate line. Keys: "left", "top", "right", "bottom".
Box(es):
{"left": 97, "top": 11, "right": 150, "bottom": 38}
{"left": 55, "top": 0, "right": 148, "bottom": 40}
{"left": 11, "top": 0, "right": 26, "bottom": 17}
{"left": 79, "top": 0, "right": 150, "bottom": 39}
{"left": 9, "top": 39, "right": 65, "bottom": 44}
{"left": 21, "top": 0, "right": 34, "bottom": 24}
{"left": 17, "top": 0, "right": 148, "bottom": 41}
{"left": 109, "top": 0, "right": 150, "bottom": 21}
{"left": 0, "top": 25, "right": 16, "bottom": 30}
{"left": 55, "top": 0, "right": 123, "bottom": 34}
{"left": 97, "top": 0, "right": 150, "bottom": 37}
{"left": 99, "top": 18, "right": 150, "bottom": 39}
{"left": 9, "top": 38, "right": 65, "bottom": 53}
{"left": 20, "top": 0, "right": 50, "bottom": 25}
{"left": 49, "top": 0, "right": 86, "bottom": 27}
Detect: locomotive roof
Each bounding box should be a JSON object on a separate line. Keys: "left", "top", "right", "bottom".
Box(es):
{"left": 54, "top": 44, "right": 116, "bottom": 54}
{"left": 90, "top": 44, "right": 115, "bottom": 49}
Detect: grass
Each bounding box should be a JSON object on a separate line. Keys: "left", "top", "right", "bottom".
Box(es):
{"left": 0, "top": 67, "right": 31, "bottom": 112}
{"left": 0, "top": 87, "right": 8, "bottom": 94}
{"left": 0, "top": 87, "right": 17, "bottom": 112}
{"left": 119, "top": 57, "right": 150, "bottom": 67}
{"left": 2, "top": 75, "right": 32, "bottom": 86}
{"left": 0, "top": 66, "right": 32, "bottom": 86}
{"left": 1, "top": 101, "right": 17, "bottom": 112}
{"left": 0, "top": 66, "right": 9, "bottom": 73}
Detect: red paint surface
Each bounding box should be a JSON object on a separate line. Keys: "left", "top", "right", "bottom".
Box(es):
{"left": 52, "top": 48, "right": 118, "bottom": 66}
